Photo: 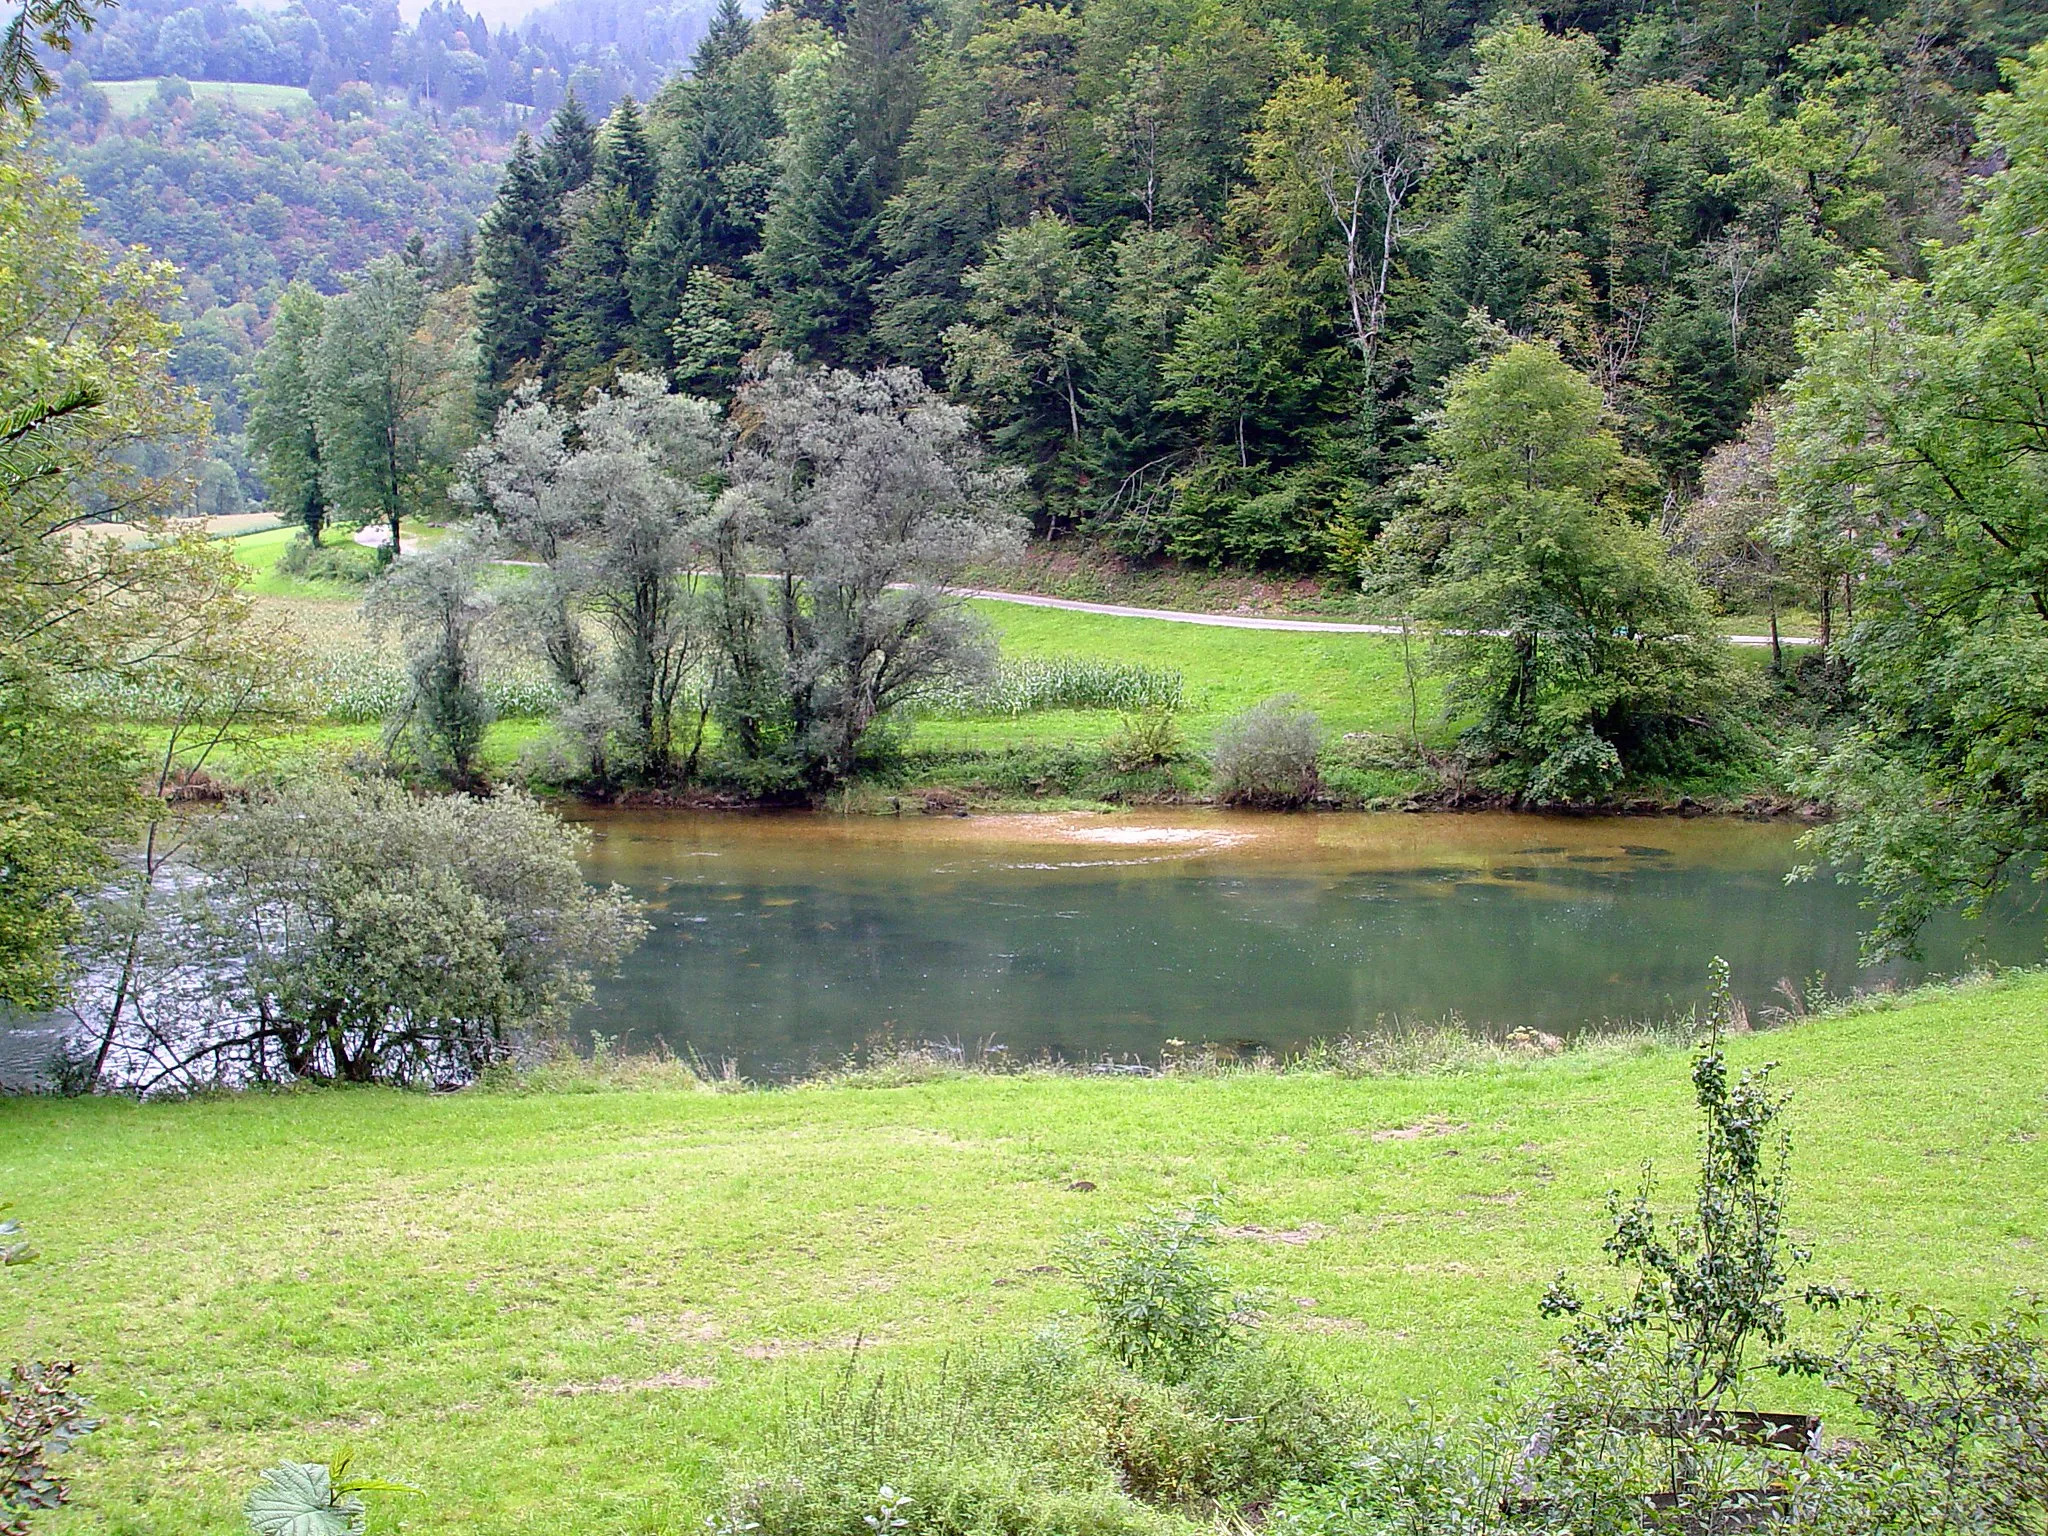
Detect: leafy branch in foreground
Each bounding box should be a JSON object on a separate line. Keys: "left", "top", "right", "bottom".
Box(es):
{"left": 244, "top": 1452, "right": 422, "bottom": 1536}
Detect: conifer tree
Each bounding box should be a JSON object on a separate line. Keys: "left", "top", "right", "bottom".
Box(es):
{"left": 755, "top": 100, "right": 884, "bottom": 364}
{"left": 247, "top": 281, "right": 331, "bottom": 545}
{"left": 472, "top": 131, "right": 558, "bottom": 414}
{"left": 539, "top": 90, "right": 596, "bottom": 197}
{"left": 755, "top": 0, "right": 917, "bottom": 365}
{"left": 629, "top": 9, "right": 779, "bottom": 363}
{"left": 693, "top": 0, "right": 751, "bottom": 77}
{"left": 601, "top": 95, "right": 657, "bottom": 215}
{"left": 551, "top": 184, "right": 647, "bottom": 397}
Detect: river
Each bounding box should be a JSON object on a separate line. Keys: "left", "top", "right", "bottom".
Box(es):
{"left": 570, "top": 808, "right": 2044, "bottom": 1078}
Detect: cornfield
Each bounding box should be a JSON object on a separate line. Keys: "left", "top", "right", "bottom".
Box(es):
{"left": 917, "top": 655, "right": 1184, "bottom": 717}
{"left": 67, "top": 653, "right": 567, "bottom": 724}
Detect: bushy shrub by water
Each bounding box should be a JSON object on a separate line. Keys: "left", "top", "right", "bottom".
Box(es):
{"left": 1211, "top": 695, "right": 1323, "bottom": 807}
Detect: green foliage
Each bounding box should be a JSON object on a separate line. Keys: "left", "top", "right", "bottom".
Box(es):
{"left": 274, "top": 532, "right": 376, "bottom": 585}
{"left": 1792, "top": 1298, "right": 2048, "bottom": 1535}
{"left": 473, "top": 133, "right": 561, "bottom": 414}
{"left": 0, "top": 125, "right": 251, "bottom": 1008}
{"left": 1777, "top": 42, "right": 2048, "bottom": 957}
{"left": 243, "top": 1454, "right": 421, "bottom": 1536}
{"left": 719, "top": 1343, "right": 1181, "bottom": 1536}
{"left": 717, "top": 1321, "right": 1344, "bottom": 1536}
{"left": 1376, "top": 344, "right": 1738, "bottom": 798}
{"left": 1541, "top": 962, "right": 1806, "bottom": 1407}
{"left": 91, "top": 778, "right": 647, "bottom": 1087}
{"left": 246, "top": 283, "right": 330, "bottom": 545}
{"left": 1211, "top": 695, "right": 1323, "bottom": 808}
{"left": 1060, "top": 1195, "right": 1265, "bottom": 1384}
{"left": 917, "top": 655, "right": 1184, "bottom": 718}
{"left": 1104, "top": 707, "right": 1185, "bottom": 772}
{"left": 710, "top": 359, "right": 1023, "bottom": 785}
{"left": 365, "top": 534, "right": 497, "bottom": 787}
{"left": 312, "top": 257, "right": 461, "bottom": 553}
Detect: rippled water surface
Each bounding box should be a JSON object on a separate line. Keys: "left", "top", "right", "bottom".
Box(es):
{"left": 572, "top": 809, "right": 2044, "bottom": 1078}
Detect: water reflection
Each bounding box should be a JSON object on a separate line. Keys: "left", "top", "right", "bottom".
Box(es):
{"left": 572, "top": 809, "right": 2045, "bottom": 1079}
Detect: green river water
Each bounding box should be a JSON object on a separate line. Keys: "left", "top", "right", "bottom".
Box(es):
{"left": 571, "top": 809, "right": 2045, "bottom": 1078}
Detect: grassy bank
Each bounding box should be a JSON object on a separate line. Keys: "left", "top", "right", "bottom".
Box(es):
{"left": 4, "top": 972, "right": 2044, "bottom": 1534}
{"left": 211, "top": 529, "right": 1795, "bottom": 806}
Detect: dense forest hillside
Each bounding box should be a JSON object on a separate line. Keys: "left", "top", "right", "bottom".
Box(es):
{"left": 31, "top": 0, "right": 727, "bottom": 507}
{"left": 61, "top": 0, "right": 722, "bottom": 115}
{"left": 466, "top": 0, "right": 2048, "bottom": 572}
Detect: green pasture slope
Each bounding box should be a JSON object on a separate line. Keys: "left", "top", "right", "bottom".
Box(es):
{"left": 96, "top": 78, "right": 315, "bottom": 116}
{"left": 4, "top": 972, "right": 2044, "bottom": 1534}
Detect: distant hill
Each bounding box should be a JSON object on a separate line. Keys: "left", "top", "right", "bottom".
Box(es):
{"left": 66, "top": 0, "right": 726, "bottom": 119}
{"left": 33, "top": 0, "right": 730, "bottom": 513}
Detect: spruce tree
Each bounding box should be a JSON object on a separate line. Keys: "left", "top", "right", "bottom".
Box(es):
{"left": 755, "top": 98, "right": 884, "bottom": 364}
{"left": 629, "top": 26, "right": 780, "bottom": 363}
{"left": 472, "top": 131, "right": 559, "bottom": 414}
{"left": 551, "top": 184, "right": 647, "bottom": 397}
{"left": 694, "top": 0, "right": 752, "bottom": 77}
{"left": 754, "top": 0, "right": 917, "bottom": 365}
{"left": 601, "top": 96, "right": 657, "bottom": 215}
{"left": 540, "top": 91, "right": 597, "bottom": 197}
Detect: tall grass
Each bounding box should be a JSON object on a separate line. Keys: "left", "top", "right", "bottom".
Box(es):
{"left": 918, "top": 655, "right": 1185, "bottom": 718}
{"left": 67, "top": 653, "right": 566, "bottom": 724}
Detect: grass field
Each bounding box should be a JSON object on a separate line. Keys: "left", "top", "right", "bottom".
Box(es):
{"left": 4, "top": 972, "right": 2044, "bottom": 1534}
{"left": 96, "top": 78, "right": 315, "bottom": 116}
{"left": 935, "top": 601, "right": 1435, "bottom": 747}
{"left": 226, "top": 530, "right": 1436, "bottom": 747}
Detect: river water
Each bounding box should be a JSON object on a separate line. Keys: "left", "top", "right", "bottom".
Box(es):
{"left": 570, "top": 809, "right": 2044, "bottom": 1078}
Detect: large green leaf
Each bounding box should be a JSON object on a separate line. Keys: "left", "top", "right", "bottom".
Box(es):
{"left": 243, "top": 1463, "right": 366, "bottom": 1536}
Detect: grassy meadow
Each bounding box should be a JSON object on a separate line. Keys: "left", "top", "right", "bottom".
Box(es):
{"left": 4, "top": 971, "right": 2044, "bottom": 1535}
{"left": 96, "top": 78, "right": 315, "bottom": 116}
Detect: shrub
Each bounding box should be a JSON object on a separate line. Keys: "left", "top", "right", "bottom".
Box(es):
{"left": 1786, "top": 1297, "right": 2048, "bottom": 1536}
{"left": 1085, "top": 1348, "right": 1351, "bottom": 1507}
{"left": 1059, "top": 1195, "right": 1264, "bottom": 1383}
{"left": 1104, "top": 708, "right": 1186, "bottom": 772}
{"left": 719, "top": 1342, "right": 1181, "bottom": 1536}
{"left": 276, "top": 532, "right": 379, "bottom": 584}
{"left": 1266, "top": 1401, "right": 1528, "bottom": 1536}
{"left": 715, "top": 1327, "right": 1347, "bottom": 1536}
{"left": 0, "top": 1362, "right": 94, "bottom": 1536}
{"left": 1211, "top": 696, "right": 1322, "bottom": 808}
{"left": 83, "top": 780, "right": 646, "bottom": 1089}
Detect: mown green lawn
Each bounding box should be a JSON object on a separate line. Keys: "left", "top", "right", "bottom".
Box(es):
{"left": 927, "top": 602, "right": 1436, "bottom": 747}
{"left": 5, "top": 973, "right": 2045, "bottom": 1535}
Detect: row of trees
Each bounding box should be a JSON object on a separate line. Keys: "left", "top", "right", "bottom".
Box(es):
{"left": 384, "top": 360, "right": 1021, "bottom": 791}
{"left": 245, "top": 258, "right": 473, "bottom": 555}
{"left": 465, "top": 0, "right": 2031, "bottom": 568}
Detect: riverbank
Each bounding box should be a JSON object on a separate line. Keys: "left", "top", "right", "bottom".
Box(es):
{"left": 219, "top": 527, "right": 1797, "bottom": 813}
{"left": 4, "top": 970, "right": 2043, "bottom": 1534}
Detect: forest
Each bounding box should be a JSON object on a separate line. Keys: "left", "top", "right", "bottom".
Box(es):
{"left": 462, "top": 0, "right": 2042, "bottom": 573}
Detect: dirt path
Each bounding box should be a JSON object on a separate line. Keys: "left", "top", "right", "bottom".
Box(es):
{"left": 945, "top": 585, "right": 1811, "bottom": 648}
